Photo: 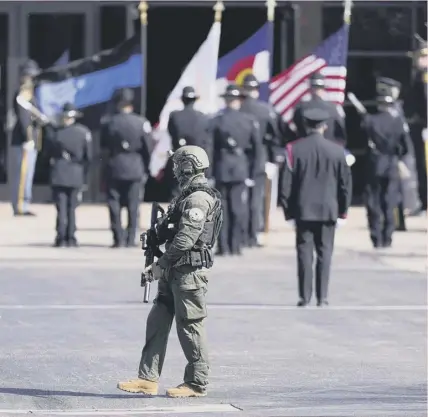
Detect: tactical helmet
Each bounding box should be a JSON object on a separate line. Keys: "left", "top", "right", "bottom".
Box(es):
{"left": 171, "top": 145, "right": 210, "bottom": 187}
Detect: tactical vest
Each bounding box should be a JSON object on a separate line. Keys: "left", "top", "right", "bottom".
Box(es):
{"left": 161, "top": 183, "right": 223, "bottom": 268}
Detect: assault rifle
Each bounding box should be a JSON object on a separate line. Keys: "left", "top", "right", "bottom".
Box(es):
{"left": 140, "top": 203, "right": 165, "bottom": 303}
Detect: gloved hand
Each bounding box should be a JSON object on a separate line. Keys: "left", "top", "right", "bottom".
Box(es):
{"left": 422, "top": 128, "right": 428, "bottom": 142}
{"left": 143, "top": 262, "right": 164, "bottom": 283}
{"left": 245, "top": 178, "right": 255, "bottom": 187}
{"left": 336, "top": 218, "right": 347, "bottom": 228}
{"left": 207, "top": 178, "right": 216, "bottom": 188}
{"left": 23, "top": 140, "right": 35, "bottom": 151}
{"left": 286, "top": 219, "right": 295, "bottom": 229}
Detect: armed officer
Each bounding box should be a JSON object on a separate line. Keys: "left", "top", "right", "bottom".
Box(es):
{"left": 10, "top": 60, "right": 42, "bottom": 216}
{"left": 166, "top": 86, "right": 212, "bottom": 199}
{"left": 101, "top": 88, "right": 154, "bottom": 248}
{"left": 118, "top": 145, "right": 223, "bottom": 398}
{"left": 240, "top": 74, "right": 283, "bottom": 247}
{"left": 279, "top": 109, "right": 352, "bottom": 307}
{"left": 291, "top": 72, "right": 347, "bottom": 145}
{"left": 211, "top": 84, "right": 262, "bottom": 255}
{"left": 361, "top": 93, "right": 410, "bottom": 248}
{"left": 46, "top": 103, "right": 92, "bottom": 247}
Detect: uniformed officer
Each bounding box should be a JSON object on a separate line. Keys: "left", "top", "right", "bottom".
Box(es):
{"left": 101, "top": 88, "right": 154, "bottom": 248}
{"left": 211, "top": 84, "right": 263, "bottom": 255}
{"left": 279, "top": 108, "right": 352, "bottom": 307}
{"left": 361, "top": 94, "right": 410, "bottom": 248}
{"left": 117, "top": 145, "right": 223, "bottom": 398}
{"left": 240, "top": 74, "right": 283, "bottom": 247}
{"left": 291, "top": 72, "right": 347, "bottom": 145}
{"left": 46, "top": 103, "right": 92, "bottom": 247}
{"left": 406, "top": 42, "right": 428, "bottom": 214}
{"left": 377, "top": 77, "right": 420, "bottom": 229}
{"left": 166, "top": 86, "right": 212, "bottom": 199}
{"left": 10, "top": 60, "right": 42, "bottom": 216}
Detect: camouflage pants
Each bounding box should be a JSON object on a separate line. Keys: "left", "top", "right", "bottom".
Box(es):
{"left": 138, "top": 266, "right": 209, "bottom": 391}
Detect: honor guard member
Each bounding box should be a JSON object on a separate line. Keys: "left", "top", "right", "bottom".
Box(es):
{"left": 361, "top": 94, "right": 410, "bottom": 248}
{"left": 46, "top": 103, "right": 92, "bottom": 247}
{"left": 101, "top": 88, "right": 154, "bottom": 248}
{"left": 166, "top": 86, "right": 212, "bottom": 199}
{"left": 11, "top": 60, "right": 42, "bottom": 216}
{"left": 291, "top": 72, "right": 347, "bottom": 145}
{"left": 406, "top": 42, "right": 428, "bottom": 213}
{"left": 211, "top": 84, "right": 263, "bottom": 255}
{"left": 118, "top": 145, "right": 223, "bottom": 398}
{"left": 279, "top": 108, "right": 352, "bottom": 307}
{"left": 240, "top": 74, "right": 283, "bottom": 247}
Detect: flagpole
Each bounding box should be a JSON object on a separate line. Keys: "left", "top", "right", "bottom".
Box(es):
{"left": 263, "top": 0, "right": 276, "bottom": 239}
{"left": 138, "top": 1, "right": 148, "bottom": 116}
{"left": 343, "top": 0, "right": 353, "bottom": 25}
{"left": 213, "top": 0, "right": 224, "bottom": 23}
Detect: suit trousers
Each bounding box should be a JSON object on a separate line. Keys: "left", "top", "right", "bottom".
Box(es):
{"left": 107, "top": 179, "right": 141, "bottom": 245}
{"left": 52, "top": 186, "right": 79, "bottom": 241}
{"left": 295, "top": 221, "right": 336, "bottom": 303}
{"left": 216, "top": 182, "right": 247, "bottom": 254}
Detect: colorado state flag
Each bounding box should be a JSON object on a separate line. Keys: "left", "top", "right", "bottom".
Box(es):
{"left": 216, "top": 22, "right": 272, "bottom": 103}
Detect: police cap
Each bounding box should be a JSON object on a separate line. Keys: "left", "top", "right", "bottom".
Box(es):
{"left": 302, "top": 108, "right": 329, "bottom": 128}
{"left": 62, "top": 102, "right": 82, "bottom": 118}
{"left": 242, "top": 74, "right": 260, "bottom": 89}
{"left": 309, "top": 72, "right": 325, "bottom": 88}
{"left": 220, "top": 84, "right": 245, "bottom": 98}
{"left": 181, "top": 86, "right": 199, "bottom": 100}
{"left": 113, "top": 88, "right": 134, "bottom": 105}
{"left": 20, "top": 60, "right": 40, "bottom": 77}
{"left": 376, "top": 77, "right": 402, "bottom": 90}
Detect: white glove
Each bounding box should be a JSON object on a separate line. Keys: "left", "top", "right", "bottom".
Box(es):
{"left": 422, "top": 128, "right": 428, "bottom": 142}
{"left": 345, "top": 153, "right": 356, "bottom": 167}
{"left": 245, "top": 178, "right": 255, "bottom": 188}
{"left": 336, "top": 218, "right": 347, "bottom": 228}
{"left": 23, "top": 140, "right": 35, "bottom": 151}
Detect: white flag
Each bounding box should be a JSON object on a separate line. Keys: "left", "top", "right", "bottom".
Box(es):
{"left": 150, "top": 21, "right": 221, "bottom": 178}
{"left": 158, "top": 21, "right": 221, "bottom": 131}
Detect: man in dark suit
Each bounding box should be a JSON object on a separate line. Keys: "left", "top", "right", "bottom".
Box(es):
{"left": 279, "top": 108, "right": 352, "bottom": 307}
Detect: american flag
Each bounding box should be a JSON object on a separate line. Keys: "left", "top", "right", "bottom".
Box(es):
{"left": 269, "top": 24, "right": 349, "bottom": 124}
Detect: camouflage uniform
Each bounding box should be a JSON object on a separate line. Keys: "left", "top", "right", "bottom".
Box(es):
{"left": 118, "top": 146, "right": 222, "bottom": 398}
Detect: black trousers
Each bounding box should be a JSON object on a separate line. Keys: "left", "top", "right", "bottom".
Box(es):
{"left": 365, "top": 176, "right": 397, "bottom": 246}
{"left": 216, "top": 182, "right": 247, "bottom": 254}
{"left": 295, "top": 221, "right": 336, "bottom": 303}
{"left": 243, "top": 175, "right": 265, "bottom": 245}
{"left": 411, "top": 125, "right": 427, "bottom": 210}
{"left": 52, "top": 186, "right": 79, "bottom": 242}
{"left": 107, "top": 179, "right": 141, "bottom": 245}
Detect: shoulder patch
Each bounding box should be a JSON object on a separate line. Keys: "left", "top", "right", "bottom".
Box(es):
{"left": 403, "top": 122, "right": 409, "bottom": 133}
{"left": 186, "top": 207, "right": 205, "bottom": 222}
{"left": 143, "top": 120, "right": 152, "bottom": 133}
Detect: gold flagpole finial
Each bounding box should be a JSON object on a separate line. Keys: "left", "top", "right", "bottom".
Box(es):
{"left": 213, "top": 1, "right": 224, "bottom": 23}
{"left": 343, "top": 0, "right": 353, "bottom": 25}
{"left": 138, "top": 1, "right": 148, "bottom": 26}
{"left": 266, "top": 0, "right": 277, "bottom": 23}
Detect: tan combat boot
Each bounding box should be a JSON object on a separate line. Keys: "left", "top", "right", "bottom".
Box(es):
{"left": 117, "top": 378, "right": 158, "bottom": 395}
{"left": 166, "top": 383, "right": 207, "bottom": 398}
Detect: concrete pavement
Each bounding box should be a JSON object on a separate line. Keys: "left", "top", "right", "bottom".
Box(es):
{"left": 0, "top": 202, "right": 426, "bottom": 416}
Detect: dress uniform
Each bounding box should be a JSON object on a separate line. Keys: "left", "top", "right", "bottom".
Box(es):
{"left": 361, "top": 94, "right": 410, "bottom": 248}
{"left": 211, "top": 84, "right": 263, "bottom": 255}
{"left": 240, "top": 74, "right": 283, "bottom": 246}
{"left": 279, "top": 108, "right": 352, "bottom": 307}
{"left": 101, "top": 88, "right": 154, "bottom": 248}
{"left": 10, "top": 60, "right": 42, "bottom": 216}
{"left": 291, "top": 72, "right": 347, "bottom": 145}
{"left": 405, "top": 44, "right": 428, "bottom": 213}
{"left": 46, "top": 103, "right": 92, "bottom": 247}
{"left": 166, "top": 86, "right": 212, "bottom": 199}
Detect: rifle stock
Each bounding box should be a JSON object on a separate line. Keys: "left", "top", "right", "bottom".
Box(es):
{"left": 141, "top": 203, "right": 165, "bottom": 303}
